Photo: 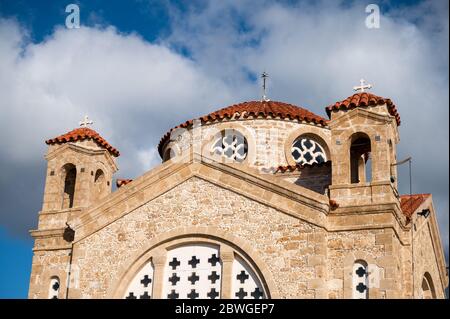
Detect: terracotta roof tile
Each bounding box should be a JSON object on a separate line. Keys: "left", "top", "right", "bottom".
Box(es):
{"left": 400, "top": 193, "right": 431, "bottom": 220}
{"left": 329, "top": 199, "right": 339, "bottom": 210}
{"left": 46, "top": 127, "right": 120, "bottom": 157}
{"left": 326, "top": 92, "right": 401, "bottom": 126}
{"left": 158, "top": 100, "right": 328, "bottom": 157}
{"left": 260, "top": 160, "right": 331, "bottom": 174}
{"left": 274, "top": 160, "right": 331, "bottom": 173}
{"left": 116, "top": 179, "right": 133, "bottom": 188}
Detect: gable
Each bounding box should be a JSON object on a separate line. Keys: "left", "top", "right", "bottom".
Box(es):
{"left": 71, "top": 154, "right": 330, "bottom": 242}
{"left": 73, "top": 176, "right": 324, "bottom": 298}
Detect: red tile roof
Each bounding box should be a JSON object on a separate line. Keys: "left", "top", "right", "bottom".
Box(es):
{"left": 400, "top": 193, "right": 431, "bottom": 219}
{"left": 116, "top": 178, "right": 133, "bottom": 188}
{"left": 329, "top": 199, "right": 339, "bottom": 210}
{"left": 326, "top": 92, "right": 400, "bottom": 126}
{"left": 274, "top": 160, "right": 331, "bottom": 173}
{"left": 45, "top": 127, "right": 120, "bottom": 157}
{"left": 158, "top": 100, "right": 328, "bottom": 157}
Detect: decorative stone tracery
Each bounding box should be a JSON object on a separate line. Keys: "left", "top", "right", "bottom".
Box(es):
{"left": 211, "top": 130, "right": 248, "bottom": 162}
{"left": 291, "top": 136, "right": 327, "bottom": 165}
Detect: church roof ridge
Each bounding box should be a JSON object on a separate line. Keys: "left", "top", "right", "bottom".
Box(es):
{"left": 158, "top": 100, "right": 328, "bottom": 157}
{"left": 45, "top": 127, "right": 120, "bottom": 157}
{"left": 326, "top": 92, "right": 401, "bottom": 126}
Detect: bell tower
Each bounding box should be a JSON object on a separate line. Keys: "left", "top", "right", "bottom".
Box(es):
{"left": 29, "top": 117, "right": 120, "bottom": 299}
{"left": 39, "top": 117, "right": 120, "bottom": 229}
{"left": 326, "top": 83, "right": 401, "bottom": 207}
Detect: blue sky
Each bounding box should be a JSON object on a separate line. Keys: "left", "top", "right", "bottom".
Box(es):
{"left": 0, "top": 0, "right": 448, "bottom": 298}
{"left": 0, "top": 0, "right": 170, "bottom": 43}
{"left": 0, "top": 226, "right": 33, "bottom": 298}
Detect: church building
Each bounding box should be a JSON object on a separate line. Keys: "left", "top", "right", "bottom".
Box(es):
{"left": 28, "top": 81, "right": 448, "bottom": 299}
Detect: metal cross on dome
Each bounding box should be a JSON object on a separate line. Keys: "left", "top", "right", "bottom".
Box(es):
{"left": 261, "top": 71, "right": 270, "bottom": 102}
{"left": 353, "top": 79, "right": 373, "bottom": 93}
{"left": 79, "top": 115, "right": 93, "bottom": 127}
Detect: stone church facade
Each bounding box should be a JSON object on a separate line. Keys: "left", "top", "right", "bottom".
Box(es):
{"left": 28, "top": 91, "right": 448, "bottom": 299}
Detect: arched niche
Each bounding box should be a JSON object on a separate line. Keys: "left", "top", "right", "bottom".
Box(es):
{"left": 61, "top": 163, "right": 77, "bottom": 209}
{"left": 349, "top": 132, "right": 372, "bottom": 184}
{"left": 420, "top": 272, "right": 436, "bottom": 299}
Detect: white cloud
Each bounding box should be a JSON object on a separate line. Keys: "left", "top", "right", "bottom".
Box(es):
{"left": 137, "top": 147, "right": 160, "bottom": 172}
{"left": 0, "top": 20, "right": 235, "bottom": 169}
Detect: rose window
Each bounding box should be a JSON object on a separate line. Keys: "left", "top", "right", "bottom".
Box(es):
{"left": 211, "top": 130, "right": 247, "bottom": 162}
{"left": 291, "top": 137, "right": 327, "bottom": 165}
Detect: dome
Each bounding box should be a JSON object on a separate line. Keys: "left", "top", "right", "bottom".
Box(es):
{"left": 158, "top": 100, "right": 328, "bottom": 157}
{"left": 326, "top": 92, "right": 400, "bottom": 126}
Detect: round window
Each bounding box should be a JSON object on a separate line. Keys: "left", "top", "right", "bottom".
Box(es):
{"left": 291, "top": 137, "right": 327, "bottom": 165}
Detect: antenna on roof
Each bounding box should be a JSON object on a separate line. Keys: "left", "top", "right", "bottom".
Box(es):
{"left": 261, "top": 71, "right": 270, "bottom": 102}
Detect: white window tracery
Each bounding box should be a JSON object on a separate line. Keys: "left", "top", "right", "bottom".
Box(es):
{"left": 211, "top": 130, "right": 247, "bottom": 162}
{"left": 232, "top": 255, "right": 265, "bottom": 299}
{"left": 124, "top": 261, "right": 154, "bottom": 299}
{"left": 48, "top": 277, "right": 60, "bottom": 299}
{"left": 163, "top": 244, "right": 221, "bottom": 299}
{"left": 352, "top": 260, "right": 369, "bottom": 299}
{"left": 291, "top": 137, "right": 327, "bottom": 165}
{"left": 123, "top": 243, "right": 267, "bottom": 299}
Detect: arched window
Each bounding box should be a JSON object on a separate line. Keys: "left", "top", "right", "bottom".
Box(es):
{"left": 163, "top": 148, "right": 176, "bottom": 162}
{"left": 352, "top": 260, "right": 369, "bottom": 299}
{"left": 420, "top": 272, "right": 436, "bottom": 299}
{"left": 122, "top": 243, "right": 266, "bottom": 299}
{"left": 94, "top": 169, "right": 106, "bottom": 200}
{"left": 291, "top": 136, "right": 327, "bottom": 165}
{"left": 211, "top": 129, "right": 248, "bottom": 162}
{"left": 388, "top": 139, "right": 397, "bottom": 186}
{"left": 62, "top": 164, "right": 77, "bottom": 209}
{"left": 94, "top": 169, "right": 104, "bottom": 184}
{"left": 350, "top": 133, "right": 371, "bottom": 184}
{"left": 232, "top": 255, "right": 265, "bottom": 299}
{"left": 124, "top": 261, "right": 154, "bottom": 299}
{"left": 48, "top": 276, "right": 60, "bottom": 299}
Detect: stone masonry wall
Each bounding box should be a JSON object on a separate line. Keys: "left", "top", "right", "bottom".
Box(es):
{"left": 412, "top": 216, "right": 446, "bottom": 298}
{"left": 71, "top": 177, "right": 325, "bottom": 298}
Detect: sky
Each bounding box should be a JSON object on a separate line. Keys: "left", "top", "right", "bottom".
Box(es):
{"left": 0, "top": 0, "right": 448, "bottom": 298}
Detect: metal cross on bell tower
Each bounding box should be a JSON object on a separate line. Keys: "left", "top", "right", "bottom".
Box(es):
{"left": 261, "top": 71, "right": 270, "bottom": 102}
{"left": 79, "top": 115, "right": 93, "bottom": 127}
{"left": 353, "top": 79, "right": 373, "bottom": 93}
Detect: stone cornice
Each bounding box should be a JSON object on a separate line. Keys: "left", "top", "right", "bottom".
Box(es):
{"left": 38, "top": 208, "right": 82, "bottom": 216}
{"left": 329, "top": 181, "right": 407, "bottom": 227}
{"left": 29, "top": 228, "right": 72, "bottom": 251}
{"left": 329, "top": 106, "right": 396, "bottom": 128}
{"left": 329, "top": 107, "right": 400, "bottom": 145}
{"left": 326, "top": 204, "right": 408, "bottom": 245}
{"left": 46, "top": 143, "right": 118, "bottom": 172}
